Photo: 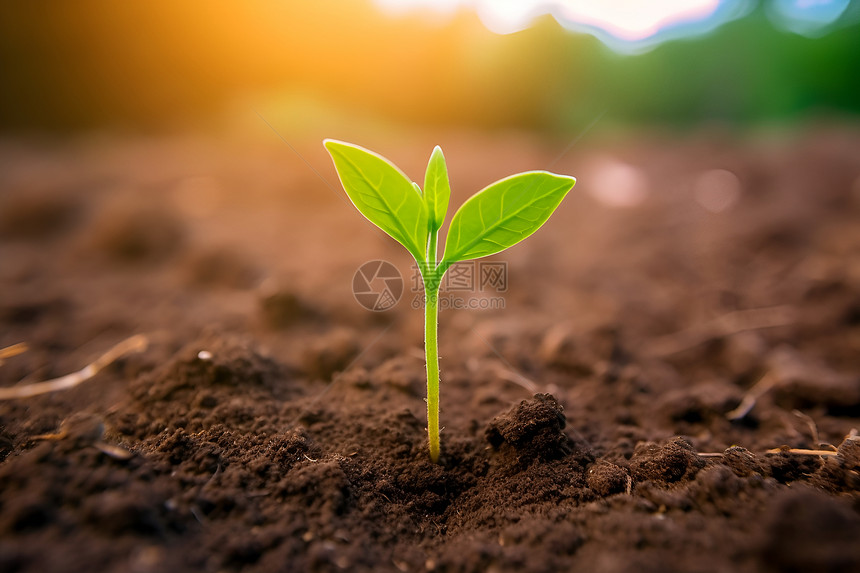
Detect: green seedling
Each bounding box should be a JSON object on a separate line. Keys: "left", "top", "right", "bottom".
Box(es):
{"left": 324, "top": 140, "right": 575, "bottom": 462}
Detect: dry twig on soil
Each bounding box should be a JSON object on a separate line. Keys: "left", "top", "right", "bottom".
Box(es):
{"left": 0, "top": 342, "right": 29, "bottom": 365}
{"left": 764, "top": 447, "right": 838, "bottom": 456}
{"left": 646, "top": 306, "right": 794, "bottom": 357}
{"left": 725, "top": 372, "right": 777, "bottom": 421}
{"left": 0, "top": 335, "right": 148, "bottom": 400}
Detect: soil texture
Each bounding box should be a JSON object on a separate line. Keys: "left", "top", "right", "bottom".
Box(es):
{"left": 1, "top": 127, "right": 860, "bottom": 572}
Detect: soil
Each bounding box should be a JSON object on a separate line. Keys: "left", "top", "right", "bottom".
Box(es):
{"left": 1, "top": 126, "right": 860, "bottom": 572}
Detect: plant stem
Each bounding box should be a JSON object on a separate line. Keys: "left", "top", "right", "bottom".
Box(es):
{"left": 424, "top": 282, "right": 441, "bottom": 462}
{"left": 424, "top": 227, "right": 441, "bottom": 462}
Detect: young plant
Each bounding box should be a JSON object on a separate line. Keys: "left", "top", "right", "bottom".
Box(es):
{"left": 324, "top": 140, "right": 575, "bottom": 462}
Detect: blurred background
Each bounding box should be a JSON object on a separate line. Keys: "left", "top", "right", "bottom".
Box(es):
{"left": 2, "top": 0, "right": 859, "bottom": 134}
{"left": 2, "top": 0, "right": 860, "bottom": 370}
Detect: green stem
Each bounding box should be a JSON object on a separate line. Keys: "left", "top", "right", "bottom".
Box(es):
{"left": 425, "top": 282, "right": 440, "bottom": 462}
{"left": 424, "top": 227, "right": 441, "bottom": 462}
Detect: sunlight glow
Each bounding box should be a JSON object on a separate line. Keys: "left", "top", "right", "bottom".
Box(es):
{"left": 376, "top": 0, "right": 857, "bottom": 52}
{"left": 554, "top": 0, "right": 720, "bottom": 41}
{"left": 374, "top": 0, "right": 747, "bottom": 50}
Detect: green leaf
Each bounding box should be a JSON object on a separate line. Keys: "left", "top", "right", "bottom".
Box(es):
{"left": 423, "top": 146, "right": 451, "bottom": 232}
{"left": 324, "top": 139, "right": 428, "bottom": 261}
{"left": 441, "top": 171, "right": 575, "bottom": 264}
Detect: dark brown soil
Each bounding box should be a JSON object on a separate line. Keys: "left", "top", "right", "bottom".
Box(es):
{"left": 1, "top": 127, "right": 860, "bottom": 572}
